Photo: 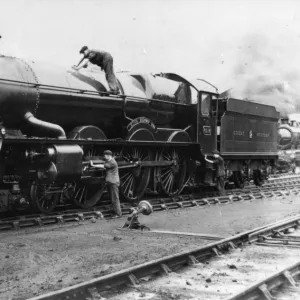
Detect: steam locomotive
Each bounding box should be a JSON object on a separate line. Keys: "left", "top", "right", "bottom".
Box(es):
{"left": 0, "top": 55, "right": 279, "bottom": 214}
{"left": 277, "top": 118, "right": 300, "bottom": 173}
{"left": 278, "top": 119, "right": 300, "bottom": 150}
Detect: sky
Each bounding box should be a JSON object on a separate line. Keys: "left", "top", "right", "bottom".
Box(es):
{"left": 1, "top": 0, "right": 300, "bottom": 114}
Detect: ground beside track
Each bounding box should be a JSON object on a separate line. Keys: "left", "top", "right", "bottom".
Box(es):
{"left": 109, "top": 244, "right": 300, "bottom": 300}
{"left": 138, "top": 194, "right": 300, "bottom": 235}
{"left": 1, "top": 194, "right": 300, "bottom": 300}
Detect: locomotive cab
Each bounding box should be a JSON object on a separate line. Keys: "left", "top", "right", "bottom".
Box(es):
{"left": 197, "top": 91, "right": 218, "bottom": 154}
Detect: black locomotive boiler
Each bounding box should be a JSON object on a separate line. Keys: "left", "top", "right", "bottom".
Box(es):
{"left": 0, "top": 55, "right": 279, "bottom": 213}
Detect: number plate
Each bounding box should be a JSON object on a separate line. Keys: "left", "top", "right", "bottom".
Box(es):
{"left": 203, "top": 126, "right": 211, "bottom": 135}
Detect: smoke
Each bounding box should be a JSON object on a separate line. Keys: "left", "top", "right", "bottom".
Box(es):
{"left": 229, "top": 33, "right": 300, "bottom": 117}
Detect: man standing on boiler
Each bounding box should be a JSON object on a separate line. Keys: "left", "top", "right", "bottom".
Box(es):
{"left": 72, "top": 46, "right": 120, "bottom": 94}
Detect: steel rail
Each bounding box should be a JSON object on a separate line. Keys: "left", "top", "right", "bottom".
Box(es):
{"left": 121, "top": 229, "right": 226, "bottom": 241}
{"left": 228, "top": 261, "right": 300, "bottom": 300}
{"left": 26, "top": 215, "right": 300, "bottom": 300}
{"left": 269, "top": 173, "right": 300, "bottom": 179}
{"left": 1, "top": 181, "right": 300, "bottom": 231}
{"left": 1, "top": 174, "right": 299, "bottom": 221}
{"left": 251, "top": 225, "right": 300, "bottom": 248}
{"left": 230, "top": 178, "right": 300, "bottom": 195}
{"left": 248, "top": 217, "right": 300, "bottom": 243}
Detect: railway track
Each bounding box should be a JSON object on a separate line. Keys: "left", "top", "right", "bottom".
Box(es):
{"left": 229, "top": 262, "right": 300, "bottom": 300}
{"left": 1, "top": 174, "right": 300, "bottom": 231}
{"left": 25, "top": 212, "right": 300, "bottom": 300}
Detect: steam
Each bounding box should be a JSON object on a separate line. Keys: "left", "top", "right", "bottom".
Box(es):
{"left": 229, "top": 33, "right": 300, "bottom": 117}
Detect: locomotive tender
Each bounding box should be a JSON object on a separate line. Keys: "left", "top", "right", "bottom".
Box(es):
{"left": 0, "top": 55, "right": 279, "bottom": 213}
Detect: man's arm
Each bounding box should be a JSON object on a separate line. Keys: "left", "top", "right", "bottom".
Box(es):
{"left": 75, "top": 56, "right": 85, "bottom": 67}
{"left": 73, "top": 51, "right": 96, "bottom": 70}
{"left": 204, "top": 154, "right": 214, "bottom": 164}
{"left": 72, "top": 59, "right": 89, "bottom": 70}
{"left": 104, "top": 160, "right": 117, "bottom": 169}
{"left": 89, "top": 161, "right": 105, "bottom": 169}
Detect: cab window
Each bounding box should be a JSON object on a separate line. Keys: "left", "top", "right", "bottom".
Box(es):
{"left": 191, "top": 88, "right": 198, "bottom": 104}
{"left": 201, "top": 93, "right": 211, "bottom": 115}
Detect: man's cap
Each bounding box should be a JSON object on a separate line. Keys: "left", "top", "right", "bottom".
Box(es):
{"left": 103, "top": 150, "right": 113, "bottom": 156}
{"left": 212, "top": 149, "right": 220, "bottom": 155}
{"left": 79, "top": 46, "right": 88, "bottom": 54}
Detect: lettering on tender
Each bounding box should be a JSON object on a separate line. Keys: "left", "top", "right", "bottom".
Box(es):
{"left": 256, "top": 132, "right": 270, "bottom": 138}
{"left": 233, "top": 130, "right": 245, "bottom": 136}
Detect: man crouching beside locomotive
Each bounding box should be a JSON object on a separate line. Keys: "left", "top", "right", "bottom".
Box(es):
{"left": 90, "top": 150, "right": 122, "bottom": 218}
{"left": 205, "top": 150, "right": 225, "bottom": 196}
{"left": 72, "top": 46, "right": 120, "bottom": 95}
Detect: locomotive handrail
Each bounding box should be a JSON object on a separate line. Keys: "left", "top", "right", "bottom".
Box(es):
{"left": 2, "top": 137, "right": 196, "bottom": 147}
{"left": 0, "top": 77, "right": 193, "bottom": 106}
{"left": 0, "top": 77, "right": 116, "bottom": 97}
{"left": 196, "top": 78, "right": 218, "bottom": 93}
{"left": 84, "top": 160, "right": 175, "bottom": 168}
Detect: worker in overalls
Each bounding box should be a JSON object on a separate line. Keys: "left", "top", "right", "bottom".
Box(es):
{"left": 72, "top": 46, "right": 120, "bottom": 94}
{"left": 205, "top": 150, "right": 225, "bottom": 196}
{"left": 90, "top": 150, "right": 122, "bottom": 218}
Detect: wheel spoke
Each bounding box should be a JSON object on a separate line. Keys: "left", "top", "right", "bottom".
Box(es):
{"left": 119, "top": 147, "right": 151, "bottom": 201}
{"left": 123, "top": 153, "right": 131, "bottom": 161}
{"left": 73, "top": 183, "right": 105, "bottom": 208}
{"left": 157, "top": 148, "right": 187, "bottom": 196}
{"left": 79, "top": 185, "right": 86, "bottom": 204}
{"left": 162, "top": 170, "right": 172, "bottom": 184}
{"left": 163, "top": 172, "right": 172, "bottom": 187}
{"left": 74, "top": 187, "right": 82, "bottom": 201}
{"left": 161, "top": 168, "right": 172, "bottom": 179}
{"left": 165, "top": 173, "right": 174, "bottom": 193}
{"left": 123, "top": 174, "right": 134, "bottom": 194}
{"left": 120, "top": 171, "right": 131, "bottom": 181}
{"left": 128, "top": 176, "right": 135, "bottom": 196}
{"left": 121, "top": 172, "right": 133, "bottom": 187}
{"left": 132, "top": 148, "right": 137, "bottom": 159}
{"left": 31, "top": 183, "right": 59, "bottom": 213}
{"left": 169, "top": 176, "right": 175, "bottom": 193}
{"left": 163, "top": 153, "right": 171, "bottom": 160}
